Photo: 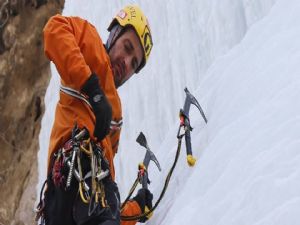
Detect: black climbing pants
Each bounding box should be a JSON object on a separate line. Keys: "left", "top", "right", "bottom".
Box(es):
{"left": 43, "top": 146, "right": 120, "bottom": 225}
{"left": 43, "top": 176, "right": 120, "bottom": 225}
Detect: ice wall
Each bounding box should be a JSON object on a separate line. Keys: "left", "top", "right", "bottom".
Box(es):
{"left": 38, "top": 1, "right": 281, "bottom": 224}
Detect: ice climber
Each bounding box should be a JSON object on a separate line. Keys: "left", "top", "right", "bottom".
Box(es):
{"left": 37, "top": 4, "right": 154, "bottom": 225}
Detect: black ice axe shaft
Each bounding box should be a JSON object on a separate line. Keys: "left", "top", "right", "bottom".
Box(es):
{"left": 180, "top": 87, "right": 207, "bottom": 166}
{"left": 136, "top": 132, "right": 161, "bottom": 189}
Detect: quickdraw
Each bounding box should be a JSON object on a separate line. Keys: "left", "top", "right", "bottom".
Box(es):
{"left": 35, "top": 125, "right": 111, "bottom": 223}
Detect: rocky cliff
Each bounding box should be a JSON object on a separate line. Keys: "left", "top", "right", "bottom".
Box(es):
{"left": 0, "top": 1, "right": 64, "bottom": 224}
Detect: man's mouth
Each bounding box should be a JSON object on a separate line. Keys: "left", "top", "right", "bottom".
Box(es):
{"left": 113, "top": 60, "right": 125, "bottom": 86}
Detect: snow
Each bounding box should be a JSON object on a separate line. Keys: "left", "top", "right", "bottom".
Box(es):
{"left": 38, "top": 0, "right": 300, "bottom": 224}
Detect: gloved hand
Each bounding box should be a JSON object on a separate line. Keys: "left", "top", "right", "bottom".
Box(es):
{"left": 81, "top": 73, "right": 112, "bottom": 141}
{"left": 132, "top": 188, "right": 153, "bottom": 223}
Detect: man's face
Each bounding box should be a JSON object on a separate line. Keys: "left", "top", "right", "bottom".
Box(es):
{"left": 109, "top": 28, "right": 144, "bottom": 88}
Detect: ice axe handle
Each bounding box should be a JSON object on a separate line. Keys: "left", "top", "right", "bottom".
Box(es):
{"left": 184, "top": 123, "right": 196, "bottom": 167}
{"left": 138, "top": 163, "right": 149, "bottom": 189}
{"left": 142, "top": 172, "right": 149, "bottom": 189}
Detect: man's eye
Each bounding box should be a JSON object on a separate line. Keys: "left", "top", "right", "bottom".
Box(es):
{"left": 125, "top": 44, "right": 131, "bottom": 53}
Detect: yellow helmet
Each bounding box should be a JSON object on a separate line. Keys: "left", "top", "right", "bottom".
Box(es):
{"left": 108, "top": 5, "right": 153, "bottom": 73}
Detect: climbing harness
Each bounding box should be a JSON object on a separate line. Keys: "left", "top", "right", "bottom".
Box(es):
{"left": 121, "top": 87, "right": 207, "bottom": 221}
{"left": 36, "top": 82, "right": 124, "bottom": 224}
{"left": 35, "top": 125, "right": 111, "bottom": 223}
{"left": 60, "top": 85, "right": 123, "bottom": 131}
{"left": 60, "top": 85, "right": 92, "bottom": 108}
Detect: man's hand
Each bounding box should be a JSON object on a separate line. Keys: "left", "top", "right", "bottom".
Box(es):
{"left": 132, "top": 188, "right": 153, "bottom": 223}
{"left": 81, "top": 73, "right": 112, "bottom": 141}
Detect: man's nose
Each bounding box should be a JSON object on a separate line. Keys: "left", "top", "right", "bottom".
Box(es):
{"left": 124, "top": 56, "right": 134, "bottom": 75}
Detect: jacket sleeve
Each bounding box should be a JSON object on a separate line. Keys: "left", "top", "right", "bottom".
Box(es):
{"left": 121, "top": 200, "right": 141, "bottom": 225}
{"left": 43, "top": 14, "right": 91, "bottom": 90}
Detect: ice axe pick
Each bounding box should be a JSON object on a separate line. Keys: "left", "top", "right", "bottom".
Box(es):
{"left": 136, "top": 132, "right": 161, "bottom": 189}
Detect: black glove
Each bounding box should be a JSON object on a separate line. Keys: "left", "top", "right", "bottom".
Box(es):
{"left": 81, "top": 73, "right": 112, "bottom": 141}
{"left": 132, "top": 188, "right": 153, "bottom": 223}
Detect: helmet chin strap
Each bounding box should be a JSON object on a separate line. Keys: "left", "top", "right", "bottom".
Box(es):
{"left": 105, "top": 24, "right": 124, "bottom": 53}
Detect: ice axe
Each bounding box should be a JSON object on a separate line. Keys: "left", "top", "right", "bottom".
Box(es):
{"left": 178, "top": 87, "right": 207, "bottom": 167}
{"left": 135, "top": 132, "right": 161, "bottom": 219}
{"left": 136, "top": 132, "right": 161, "bottom": 189}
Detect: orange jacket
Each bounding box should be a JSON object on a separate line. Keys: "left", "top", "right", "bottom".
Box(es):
{"left": 44, "top": 14, "right": 140, "bottom": 225}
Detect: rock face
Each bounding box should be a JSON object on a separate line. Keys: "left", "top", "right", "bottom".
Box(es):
{"left": 0, "top": 1, "right": 64, "bottom": 224}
